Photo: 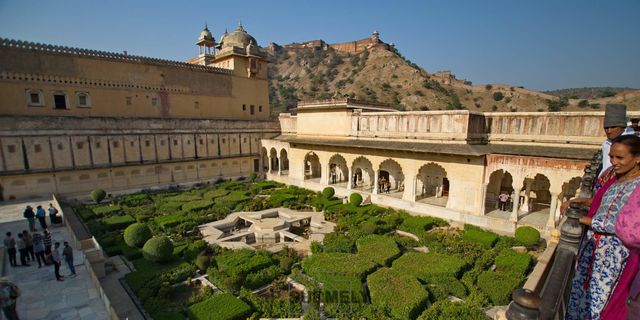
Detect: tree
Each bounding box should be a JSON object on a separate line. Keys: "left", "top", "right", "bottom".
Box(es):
{"left": 485, "top": 84, "right": 493, "bottom": 91}
{"left": 124, "top": 223, "right": 152, "bottom": 248}
{"left": 492, "top": 92, "right": 504, "bottom": 101}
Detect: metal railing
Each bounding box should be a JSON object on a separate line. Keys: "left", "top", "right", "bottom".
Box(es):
{"left": 506, "top": 151, "right": 602, "bottom": 320}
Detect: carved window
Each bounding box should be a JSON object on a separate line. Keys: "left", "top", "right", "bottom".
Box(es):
{"left": 26, "top": 89, "right": 44, "bottom": 107}
{"left": 130, "top": 141, "right": 134, "bottom": 147}
{"left": 95, "top": 142, "right": 101, "bottom": 149}
{"left": 76, "top": 92, "right": 91, "bottom": 108}
{"left": 173, "top": 140, "right": 178, "bottom": 146}
{"left": 145, "top": 140, "right": 151, "bottom": 147}
{"left": 160, "top": 140, "right": 165, "bottom": 146}
{"left": 194, "top": 101, "right": 199, "bottom": 108}
{"left": 250, "top": 105, "right": 255, "bottom": 115}
{"left": 53, "top": 92, "right": 68, "bottom": 109}
{"left": 76, "top": 142, "right": 84, "bottom": 149}
{"left": 112, "top": 141, "right": 119, "bottom": 148}
{"left": 126, "top": 97, "right": 132, "bottom": 105}
{"left": 7, "top": 145, "right": 16, "bottom": 153}
{"left": 151, "top": 97, "right": 158, "bottom": 107}
{"left": 34, "top": 144, "right": 42, "bottom": 153}
{"left": 242, "top": 104, "right": 246, "bottom": 111}
{"left": 259, "top": 105, "right": 263, "bottom": 112}
{"left": 57, "top": 143, "right": 64, "bottom": 150}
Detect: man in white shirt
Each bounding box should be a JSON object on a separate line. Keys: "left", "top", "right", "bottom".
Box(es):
{"left": 600, "top": 104, "right": 634, "bottom": 177}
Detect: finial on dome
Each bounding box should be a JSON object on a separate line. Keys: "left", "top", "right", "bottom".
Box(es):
{"left": 237, "top": 20, "right": 244, "bottom": 31}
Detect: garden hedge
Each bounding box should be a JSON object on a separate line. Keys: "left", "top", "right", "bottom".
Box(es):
{"left": 245, "top": 265, "right": 284, "bottom": 289}
{"left": 515, "top": 226, "right": 541, "bottom": 247}
{"left": 187, "top": 293, "right": 252, "bottom": 320}
{"left": 215, "top": 250, "right": 274, "bottom": 276}
{"left": 322, "top": 187, "right": 335, "bottom": 198}
{"left": 204, "top": 189, "right": 230, "bottom": 200}
{"left": 118, "top": 193, "right": 152, "bottom": 207}
{"left": 393, "top": 252, "right": 468, "bottom": 280}
{"left": 142, "top": 236, "right": 174, "bottom": 263}
{"left": 102, "top": 214, "right": 136, "bottom": 230}
{"left": 355, "top": 235, "right": 400, "bottom": 266}
{"left": 494, "top": 249, "right": 533, "bottom": 276}
{"left": 367, "top": 268, "right": 430, "bottom": 320}
{"left": 92, "top": 205, "right": 122, "bottom": 216}
{"left": 302, "top": 253, "right": 377, "bottom": 280}
{"left": 182, "top": 199, "right": 214, "bottom": 212}
{"left": 398, "top": 215, "right": 448, "bottom": 235}
{"left": 123, "top": 223, "right": 153, "bottom": 248}
{"left": 425, "top": 275, "right": 468, "bottom": 300}
{"left": 461, "top": 228, "right": 499, "bottom": 248}
{"left": 417, "top": 300, "right": 487, "bottom": 320}
{"left": 477, "top": 270, "right": 524, "bottom": 305}
{"left": 91, "top": 188, "right": 106, "bottom": 204}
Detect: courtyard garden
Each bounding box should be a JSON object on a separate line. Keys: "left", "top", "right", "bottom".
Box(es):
{"left": 74, "top": 180, "right": 541, "bottom": 320}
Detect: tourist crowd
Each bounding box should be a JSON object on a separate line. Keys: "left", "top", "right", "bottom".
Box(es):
{"left": 0, "top": 204, "right": 75, "bottom": 320}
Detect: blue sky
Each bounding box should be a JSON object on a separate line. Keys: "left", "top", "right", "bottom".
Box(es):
{"left": 1, "top": 0, "right": 638, "bottom": 91}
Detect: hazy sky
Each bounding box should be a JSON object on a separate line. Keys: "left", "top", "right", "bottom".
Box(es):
{"left": 1, "top": 0, "right": 638, "bottom": 91}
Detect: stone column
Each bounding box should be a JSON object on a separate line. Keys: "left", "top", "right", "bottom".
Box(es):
{"left": 277, "top": 155, "right": 282, "bottom": 176}
{"left": 521, "top": 180, "right": 532, "bottom": 213}
{"left": 320, "top": 162, "right": 329, "bottom": 185}
{"left": 373, "top": 170, "right": 379, "bottom": 194}
{"left": 546, "top": 192, "right": 559, "bottom": 229}
{"left": 402, "top": 174, "right": 417, "bottom": 201}
{"left": 347, "top": 166, "right": 353, "bottom": 190}
{"left": 267, "top": 156, "right": 272, "bottom": 174}
{"left": 510, "top": 187, "right": 522, "bottom": 222}
{"left": 478, "top": 183, "right": 488, "bottom": 215}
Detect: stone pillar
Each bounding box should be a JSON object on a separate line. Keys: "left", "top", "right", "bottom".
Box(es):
{"left": 373, "top": 170, "right": 379, "bottom": 194}
{"left": 521, "top": 180, "right": 532, "bottom": 213}
{"left": 267, "top": 156, "right": 272, "bottom": 174}
{"left": 546, "top": 192, "right": 559, "bottom": 229}
{"left": 320, "top": 162, "right": 329, "bottom": 185}
{"left": 277, "top": 155, "right": 282, "bottom": 176}
{"left": 510, "top": 187, "right": 522, "bottom": 222}
{"left": 347, "top": 166, "right": 353, "bottom": 190}
{"left": 403, "top": 174, "right": 417, "bottom": 201}
{"left": 478, "top": 183, "right": 488, "bottom": 215}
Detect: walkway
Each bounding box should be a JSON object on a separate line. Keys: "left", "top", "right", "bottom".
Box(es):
{"left": 0, "top": 199, "right": 109, "bottom": 320}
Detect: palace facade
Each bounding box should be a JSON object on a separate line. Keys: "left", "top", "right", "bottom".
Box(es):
{"left": 0, "top": 24, "right": 279, "bottom": 200}
{"left": 261, "top": 99, "right": 640, "bottom": 234}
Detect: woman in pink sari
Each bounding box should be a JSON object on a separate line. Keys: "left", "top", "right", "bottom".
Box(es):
{"left": 563, "top": 135, "right": 640, "bottom": 320}
{"left": 615, "top": 184, "right": 640, "bottom": 319}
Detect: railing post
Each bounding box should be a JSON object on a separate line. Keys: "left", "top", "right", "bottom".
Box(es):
{"left": 506, "top": 288, "right": 541, "bottom": 320}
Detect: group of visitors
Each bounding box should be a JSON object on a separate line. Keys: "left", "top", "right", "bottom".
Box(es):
{"left": 22, "top": 203, "right": 60, "bottom": 232}
{"left": 498, "top": 191, "right": 510, "bottom": 211}
{"left": 563, "top": 104, "right": 640, "bottom": 320}
{"left": 3, "top": 229, "right": 75, "bottom": 281}
{"left": 377, "top": 176, "right": 391, "bottom": 193}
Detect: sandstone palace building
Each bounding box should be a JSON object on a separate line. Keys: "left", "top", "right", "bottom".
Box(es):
{"left": 1, "top": 27, "right": 638, "bottom": 234}
{"left": 0, "top": 24, "right": 279, "bottom": 201}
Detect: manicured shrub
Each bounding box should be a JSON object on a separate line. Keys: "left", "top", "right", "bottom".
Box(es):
{"left": 249, "top": 172, "right": 257, "bottom": 182}
{"left": 417, "top": 300, "right": 487, "bottom": 320}
{"left": 122, "top": 245, "right": 143, "bottom": 260}
{"left": 152, "top": 311, "right": 186, "bottom": 320}
{"left": 494, "top": 249, "right": 533, "bottom": 276}
{"left": 356, "top": 235, "right": 400, "bottom": 266}
{"left": 187, "top": 293, "right": 252, "bottom": 320}
{"left": 76, "top": 207, "right": 95, "bottom": 220}
{"left": 245, "top": 265, "right": 284, "bottom": 289}
{"left": 393, "top": 252, "right": 468, "bottom": 280}
{"left": 322, "top": 187, "right": 335, "bottom": 199}
{"left": 302, "top": 253, "right": 377, "bottom": 280}
{"left": 215, "top": 250, "right": 274, "bottom": 276}
{"left": 195, "top": 255, "right": 211, "bottom": 272}
{"left": 183, "top": 240, "right": 208, "bottom": 261}
{"left": 182, "top": 200, "right": 214, "bottom": 212}
{"left": 515, "top": 226, "right": 541, "bottom": 247}
{"left": 204, "top": 189, "right": 230, "bottom": 200}
{"left": 425, "top": 275, "right": 468, "bottom": 300}
{"left": 461, "top": 228, "right": 499, "bottom": 247}
{"left": 477, "top": 271, "right": 523, "bottom": 305}
{"left": 92, "top": 205, "right": 122, "bottom": 216}
{"left": 142, "top": 236, "right": 174, "bottom": 263}
{"left": 368, "top": 268, "right": 430, "bottom": 320}
{"left": 164, "top": 194, "right": 202, "bottom": 202}
{"left": 156, "top": 201, "right": 183, "bottom": 214}
{"left": 349, "top": 193, "right": 363, "bottom": 206}
{"left": 398, "top": 215, "right": 448, "bottom": 235}
{"left": 103, "top": 214, "right": 136, "bottom": 231}
{"left": 322, "top": 233, "right": 355, "bottom": 253}
{"left": 91, "top": 188, "right": 106, "bottom": 204}
{"left": 155, "top": 213, "right": 186, "bottom": 231}
{"left": 118, "top": 193, "right": 152, "bottom": 207}
{"left": 123, "top": 223, "right": 152, "bottom": 248}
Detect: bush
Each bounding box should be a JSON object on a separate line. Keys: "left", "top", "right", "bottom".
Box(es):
{"left": 76, "top": 207, "right": 95, "bottom": 220}
{"left": 203, "top": 189, "right": 230, "bottom": 200}
{"left": 118, "top": 193, "right": 151, "bottom": 207}
{"left": 155, "top": 213, "right": 186, "bottom": 231}
{"left": 493, "top": 92, "right": 504, "bottom": 101}
{"left": 156, "top": 201, "right": 183, "bottom": 214}
{"left": 182, "top": 200, "right": 214, "bottom": 212}
{"left": 302, "top": 253, "right": 377, "bottom": 280}
{"left": 392, "top": 252, "right": 467, "bottom": 280}
{"left": 494, "top": 249, "right": 533, "bottom": 276}
{"left": 425, "top": 275, "right": 468, "bottom": 300}
{"left": 102, "top": 215, "right": 136, "bottom": 231}
{"left": 349, "top": 193, "right": 363, "bottom": 206}
{"left": 91, "top": 189, "right": 107, "bottom": 204}
{"left": 187, "top": 293, "right": 252, "bottom": 320}
{"left": 322, "top": 187, "right": 335, "bottom": 199}
{"left": 515, "top": 226, "right": 540, "bottom": 247}
{"left": 398, "top": 215, "right": 448, "bottom": 235}
{"left": 322, "top": 233, "right": 355, "bottom": 253}
{"left": 417, "top": 300, "right": 486, "bottom": 320}
{"left": 461, "top": 228, "right": 499, "bottom": 248}
{"left": 368, "top": 268, "right": 429, "bottom": 320}
{"left": 92, "top": 205, "right": 122, "bottom": 216}
{"left": 477, "top": 271, "right": 523, "bottom": 305}
{"left": 356, "top": 235, "right": 400, "bottom": 266}
{"left": 195, "top": 255, "right": 211, "bottom": 272}
{"left": 123, "top": 223, "right": 152, "bottom": 248}
{"left": 249, "top": 172, "right": 257, "bottom": 182}
{"left": 245, "top": 265, "right": 284, "bottom": 289}
{"left": 142, "top": 236, "right": 174, "bottom": 263}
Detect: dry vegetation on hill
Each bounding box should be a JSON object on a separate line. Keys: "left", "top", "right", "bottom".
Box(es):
{"left": 267, "top": 44, "right": 640, "bottom": 115}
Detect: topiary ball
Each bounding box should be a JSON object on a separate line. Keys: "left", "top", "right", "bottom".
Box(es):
{"left": 142, "top": 236, "right": 174, "bottom": 263}
{"left": 515, "top": 226, "right": 540, "bottom": 247}
{"left": 91, "top": 189, "right": 106, "bottom": 204}
{"left": 322, "top": 187, "right": 335, "bottom": 199}
{"left": 123, "top": 223, "right": 152, "bottom": 248}
{"left": 349, "top": 193, "right": 363, "bottom": 206}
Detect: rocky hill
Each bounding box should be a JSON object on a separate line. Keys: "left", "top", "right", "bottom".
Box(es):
{"left": 266, "top": 38, "right": 640, "bottom": 115}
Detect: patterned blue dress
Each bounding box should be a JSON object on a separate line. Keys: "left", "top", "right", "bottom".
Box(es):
{"left": 566, "top": 176, "right": 640, "bottom": 320}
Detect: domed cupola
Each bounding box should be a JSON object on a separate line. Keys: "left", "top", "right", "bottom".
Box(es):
{"left": 196, "top": 24, "right": 215, "bottom": 55}
{"left": 218, "top": 22, "right": 257, "bottom": 50}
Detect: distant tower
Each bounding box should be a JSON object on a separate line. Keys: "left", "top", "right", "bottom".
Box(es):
{"left": 196, "top": 24, "right": 215, "bottom": 56}
{"left": 372, "top": 30, "right": 380, "bottom": 43}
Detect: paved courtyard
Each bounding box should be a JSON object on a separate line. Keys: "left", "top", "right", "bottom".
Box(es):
{"left": 0, "top": 199, "right": 109, "bottom": 320}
